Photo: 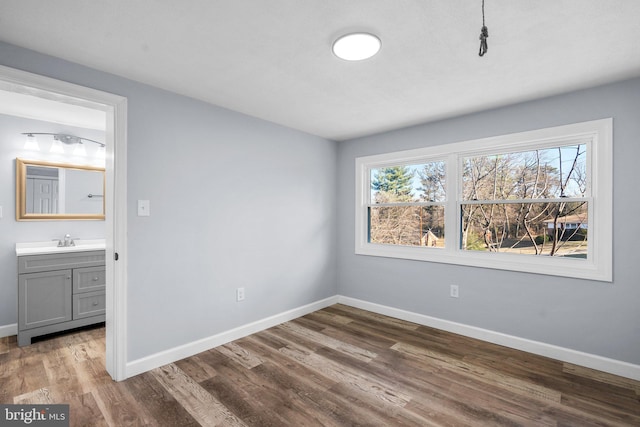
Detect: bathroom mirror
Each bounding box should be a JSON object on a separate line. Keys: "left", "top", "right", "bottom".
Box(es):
{"left": 16, "top": 158, "right": 105, "bottom": 220}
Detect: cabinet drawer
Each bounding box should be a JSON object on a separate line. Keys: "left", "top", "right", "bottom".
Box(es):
{"left": 73, "top": 266, "right": 106, "bottom": 293}
{"left": 73, "top": 290, "right": 105, "bottom": 319}
{"left": 18, "top": 251, "right": 105, "bottom": 274}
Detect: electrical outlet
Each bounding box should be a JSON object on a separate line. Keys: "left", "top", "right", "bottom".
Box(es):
{"left": 236, "top": 287, "right": 245, "bottom": 302}
{"left": 450, "top": 284, "right": 459, "bottom": 298}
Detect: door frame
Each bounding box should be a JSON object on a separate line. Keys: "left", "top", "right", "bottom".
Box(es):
{"left": 0, "top": 64, "right": 128, "bottom": 380}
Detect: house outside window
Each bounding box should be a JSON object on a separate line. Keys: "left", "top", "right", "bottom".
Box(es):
{"left": 355, "top": 119, "right": 612, "bottom": 282}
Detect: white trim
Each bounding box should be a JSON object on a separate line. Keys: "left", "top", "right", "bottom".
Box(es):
{"left": 125, "top": 296, "right": 339, "bottom": 379}
{"left": 105, "top": 95, "right": 128, "bottom": 381}
{"left": 0, "top": 323, "right": 17, "bottom": 338}
{"left": 338, "top": 296, "right": 640, "bottom": 381}
{"left": 355, "top": 119, "right": 613, "bottom": 282}
{"left": 0, "top": 65, "right": 128, "bottom": 381}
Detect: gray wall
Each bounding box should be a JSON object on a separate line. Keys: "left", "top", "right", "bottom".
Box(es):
{"left": 0, "top": 113, "right": 105, "bottom": 326}
{"left": 0, "top": 42, "right": 338, "bottom": 361}
{"left": 337, "top": 77, "right": 640, "bottom": 365}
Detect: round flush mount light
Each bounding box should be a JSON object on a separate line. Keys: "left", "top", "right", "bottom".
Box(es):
{"left": 332, "top": 33, "right": 381, "bottom": 61}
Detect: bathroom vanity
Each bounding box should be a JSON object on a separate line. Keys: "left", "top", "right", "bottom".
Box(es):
{"left": 16, "top": 240, "right": 106, "bottom": 346}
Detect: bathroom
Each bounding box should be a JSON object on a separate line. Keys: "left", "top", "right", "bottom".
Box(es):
{"left": 0, "top": 90, "right": 107, "bottom": 340}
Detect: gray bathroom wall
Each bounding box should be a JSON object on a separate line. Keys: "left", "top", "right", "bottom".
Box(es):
{"left": 0, "top": 42, "right": 338, "bottom": 360}
{"left": 337, "top": 77, "right": 640, "bottom": 365}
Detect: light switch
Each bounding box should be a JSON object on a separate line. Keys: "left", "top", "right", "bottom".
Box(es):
{"left": 0, "top": 205, "right": 3, "bottom": 219}
{"left": 137, "top": 200, "right": 150, "bottom": 216}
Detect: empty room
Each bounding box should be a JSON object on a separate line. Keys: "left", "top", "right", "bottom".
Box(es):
{"left": 1, "top": 1, "right": 639, "bottom": 426}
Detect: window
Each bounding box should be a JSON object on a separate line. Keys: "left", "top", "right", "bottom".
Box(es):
{"left": 369, "top": 161, "right": 445, "bottom": 247}
{"left": 460, "top": 144, "right": 588, "bottom": 257}
{"left": 355, "top": 119, "right": 612, "bottom": 281}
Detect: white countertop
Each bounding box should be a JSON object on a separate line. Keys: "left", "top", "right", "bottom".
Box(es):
{"left": 16, "top": 239, "right": 106, "bottom": 256}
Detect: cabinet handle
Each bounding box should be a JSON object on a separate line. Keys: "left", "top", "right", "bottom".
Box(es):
{"left": 92, "top": 277, "right": 99, "bottom": 281}
{"left": 67, "top": 276, "right": 71, "bottom": 280}
{"left": 92, "top": 302, "right": 99, "bottom": 306}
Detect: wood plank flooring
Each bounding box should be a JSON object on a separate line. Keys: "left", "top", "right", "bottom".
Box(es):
{"left": 1, "top": 304, "right": 639, "bottom": 426}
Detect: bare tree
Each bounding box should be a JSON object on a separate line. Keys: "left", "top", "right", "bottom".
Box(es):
{"left": 462, "top": 144, "right": 587, "bottom": 257}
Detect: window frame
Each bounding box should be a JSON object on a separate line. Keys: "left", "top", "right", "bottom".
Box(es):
{"left": 355, "top": 119, "right": 612, "bottom": 282}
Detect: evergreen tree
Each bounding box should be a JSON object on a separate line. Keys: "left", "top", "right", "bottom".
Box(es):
{"left": 371, "top": 166, "right": 414, "bottom": 201}
{"left": 370, "top": 166, "right": 418, "bottom": 245}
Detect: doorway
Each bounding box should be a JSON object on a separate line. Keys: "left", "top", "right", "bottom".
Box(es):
{"left": 0, "top": 64, "right": 127, "bottom": 380}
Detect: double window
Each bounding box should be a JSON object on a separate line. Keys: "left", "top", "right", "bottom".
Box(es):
{"left": 355, "top": 119, "right": 612, "bottom": 281}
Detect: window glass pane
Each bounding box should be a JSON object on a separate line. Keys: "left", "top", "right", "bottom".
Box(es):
{"left": 461, "top": 201, "right": 588, "bottom": 257}
{"left": 371, "top": 161, "right": 445, "bottom": 203}
{"left": 462, "top": 144, "right": 587, "bottom": 200}
{"left": 369, "top": 206, "right": 445, "bottom": 247}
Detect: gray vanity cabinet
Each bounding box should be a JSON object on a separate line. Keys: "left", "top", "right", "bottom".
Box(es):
{"left": 17, "top": 250, "right": 105, "bottom": 346}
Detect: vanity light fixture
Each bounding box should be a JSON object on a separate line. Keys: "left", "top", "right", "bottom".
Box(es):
{"left": 332, "top": 32, "right": 381, "bottom": 61}
{"left": 23, "top": 133, "right": 40, "bottom": 150}
{"left": 21, "top": 132, "right": 105, "bottom": 156}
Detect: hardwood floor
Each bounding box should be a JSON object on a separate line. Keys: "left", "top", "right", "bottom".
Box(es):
{"left": 1, "top": 304, "right": 639, "bottom": 426}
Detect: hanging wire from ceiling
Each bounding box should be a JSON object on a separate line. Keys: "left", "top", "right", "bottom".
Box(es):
{"left": 479, "top": 0, "right": 489, "bottom": 56}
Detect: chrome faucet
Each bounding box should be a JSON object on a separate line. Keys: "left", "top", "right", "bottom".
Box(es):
{"left": 64, "top": 234, "right": 75, "bottom": 247}
{"left": 54, "top": 234, "right": 75, "bottom": 247}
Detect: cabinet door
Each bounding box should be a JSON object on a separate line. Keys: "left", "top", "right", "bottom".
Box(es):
{"left": 18, "top": 270, "right": 72, "bottom": 330}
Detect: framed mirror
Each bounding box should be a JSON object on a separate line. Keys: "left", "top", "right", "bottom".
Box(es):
{"left": 16, "top": 158, "right": 105, "bottom": 220}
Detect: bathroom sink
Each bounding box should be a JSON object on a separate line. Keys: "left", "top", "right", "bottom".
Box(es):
{"left": 16, "top": 239, "right": 106, "bottom": 256}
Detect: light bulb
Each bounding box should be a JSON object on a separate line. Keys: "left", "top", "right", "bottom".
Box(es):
{"left": 24, "top": 134, "right": 40, "bottom": 150}
{"left": 50, "top": 140, "right": 65, "bottom": 153}
{"left": 73, "top": 143, "right": 87, "bottom": 156}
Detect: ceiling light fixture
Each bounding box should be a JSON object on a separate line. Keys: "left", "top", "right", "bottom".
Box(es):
{"left": 332, "top": 33, "right": 381, "bottom": 61}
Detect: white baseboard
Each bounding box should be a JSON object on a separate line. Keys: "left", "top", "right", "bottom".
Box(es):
{"left": 125, "top": 296, "right": 339, "bottom": 378}
{"left": 337, "top": 296, "right": 640, "bottom": 381}
{"left": 0, "top": 323, "right": 17, "bottom": 338}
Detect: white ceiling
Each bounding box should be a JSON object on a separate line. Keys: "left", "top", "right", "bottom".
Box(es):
{"left": 1, "top": 0, "right": 639, "bottom": 141}
{"left": 0, "top": 89, "right": 106, "bottom": 130}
